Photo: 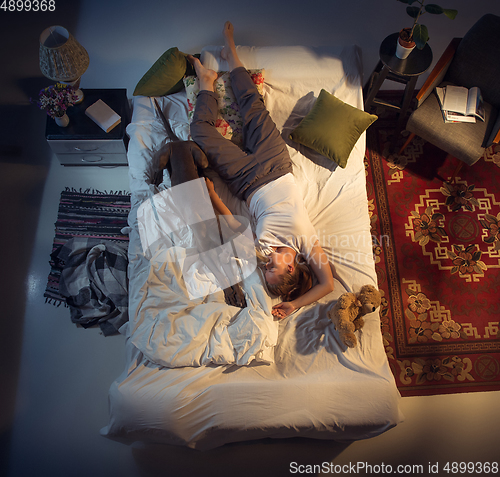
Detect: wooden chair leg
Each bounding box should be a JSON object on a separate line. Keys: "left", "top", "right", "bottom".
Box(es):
{"left": 398, "top": 133, "right": 416, "bottom": 155}
{"left": 448, "top": 159, "right": 464, "bottom": 183}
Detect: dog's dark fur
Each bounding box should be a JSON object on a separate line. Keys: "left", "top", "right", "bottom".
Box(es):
{"left": 155, "top": 140, "right": 209, "bottom": 186}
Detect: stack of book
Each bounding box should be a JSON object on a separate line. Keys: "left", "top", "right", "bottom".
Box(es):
{"left": 435, "top": 85, "right": 485, "bottom": 123}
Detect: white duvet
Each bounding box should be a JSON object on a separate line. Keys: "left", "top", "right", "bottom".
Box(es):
{"left": 130, "top": 171, "right": 279, "bottom": 367}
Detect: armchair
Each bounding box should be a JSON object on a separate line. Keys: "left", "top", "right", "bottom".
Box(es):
{"left": 399, "top": 14, "right": 500, "bottom": 176}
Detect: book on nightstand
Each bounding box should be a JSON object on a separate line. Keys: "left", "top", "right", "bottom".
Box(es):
{"left": 85, "top": 99, "right": 122, "bottom": 133}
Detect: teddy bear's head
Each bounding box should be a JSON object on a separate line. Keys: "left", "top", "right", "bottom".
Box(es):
{"left": 357, "top": 285, "right": 382, "bottom": 316}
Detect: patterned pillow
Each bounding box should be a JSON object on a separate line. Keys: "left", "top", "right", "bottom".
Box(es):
{"left": 184, "top": 69, "right": 265, "bottom": 147}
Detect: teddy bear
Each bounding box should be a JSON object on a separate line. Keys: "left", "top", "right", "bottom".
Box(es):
{"left": 327, "top": 284, "right": 382, "bottom": 348}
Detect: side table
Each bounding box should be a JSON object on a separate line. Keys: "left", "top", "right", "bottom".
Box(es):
{"left": 364, "top": 33, "right": 433, "bottom": 133}
{"left": 46, "top": 88, "right": 130, "bottom": 166}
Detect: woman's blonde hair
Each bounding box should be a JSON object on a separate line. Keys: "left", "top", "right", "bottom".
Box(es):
{"left": 257, "top": 250, "right": 313, "bottom": 302}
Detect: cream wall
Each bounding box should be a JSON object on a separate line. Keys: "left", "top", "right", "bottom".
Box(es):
{"left": 74, "top": 0, "right": 499, "bottom": 95}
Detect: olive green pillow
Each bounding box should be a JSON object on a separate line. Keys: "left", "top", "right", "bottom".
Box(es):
{"left": 290, "top": 89, "right": 377, "bottom": 168}
{"left": 133, "top": 47, "right": 188, "bottom": 97}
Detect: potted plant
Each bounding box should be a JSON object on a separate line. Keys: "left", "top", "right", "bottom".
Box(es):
{"left": 396, "top": 0, "right": 458, "bottom": 59}
{"left": 32, "top": 83, "right": 79, "bottom": 127}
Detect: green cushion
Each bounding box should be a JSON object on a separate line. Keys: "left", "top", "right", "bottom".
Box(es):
{"left": 133, "top": 47, "right": 188, "bottom": 97}
{"left": 290, "top": 89, "right": 377, "bottom": 168}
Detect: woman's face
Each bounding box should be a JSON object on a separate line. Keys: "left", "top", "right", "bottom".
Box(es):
{"left": 264, "top": 247, "right": 296, "bottom": 285}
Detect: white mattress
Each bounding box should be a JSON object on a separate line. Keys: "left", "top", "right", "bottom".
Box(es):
{"left": 101, "top": 45, "right": 402, "bottom": 450}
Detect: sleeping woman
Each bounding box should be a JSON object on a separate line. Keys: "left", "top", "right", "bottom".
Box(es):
{"left": 188, "top": 22, "right": 334, "bottom": 319}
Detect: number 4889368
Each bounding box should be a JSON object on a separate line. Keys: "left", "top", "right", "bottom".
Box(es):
{"left": 1, "top": 0, "right": 56, "bottom": 11}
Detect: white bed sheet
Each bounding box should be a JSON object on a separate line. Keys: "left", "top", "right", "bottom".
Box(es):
{"left": 101, "top": 44, "right": 402, "bottom": 450}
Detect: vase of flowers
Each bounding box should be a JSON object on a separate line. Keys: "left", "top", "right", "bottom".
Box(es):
{"left": 55, "top": 113, "right": 70, "bottom": 127}
{"left": 32, "top": 83, "right": 79, "bottom": 127}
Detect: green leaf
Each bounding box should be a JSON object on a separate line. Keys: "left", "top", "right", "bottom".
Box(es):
{"left": 406, "top": 6, "right": 421, "bottom": 18}
{"left": 413, "top": 24, "right": 430, "bottom": 49}
{"left": 443, "top": 8, "right": 458, "bottom": 20}
{"left": 425, "top": 4, "right": 444, "bottom": 14}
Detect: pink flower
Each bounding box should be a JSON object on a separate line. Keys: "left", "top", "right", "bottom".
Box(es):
{"left": 31, "top": 83, "right": 78, "bottom": 119}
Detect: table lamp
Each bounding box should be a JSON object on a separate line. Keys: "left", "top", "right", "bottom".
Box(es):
{"left": 39, "top": 26, "right": 89, "bottom": 103}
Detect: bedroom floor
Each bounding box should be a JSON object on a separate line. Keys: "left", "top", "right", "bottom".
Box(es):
{"left": 2, "top": 119, "right": 500, "bottom": 477}
{"left": 2, "top": 0, "right": 500, "bottom": 473}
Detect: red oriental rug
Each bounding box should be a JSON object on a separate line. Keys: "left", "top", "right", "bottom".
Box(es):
{"left": 365, "top": 108, "right": 500, "bottom": 397}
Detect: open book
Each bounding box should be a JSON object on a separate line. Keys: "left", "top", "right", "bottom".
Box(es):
{"left": 435, "top": 86, "right": 485, "bottom": 123}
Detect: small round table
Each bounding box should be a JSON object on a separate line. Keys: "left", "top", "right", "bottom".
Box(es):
{"left": 364, "top": 33, "right": 433, "bottom": 132}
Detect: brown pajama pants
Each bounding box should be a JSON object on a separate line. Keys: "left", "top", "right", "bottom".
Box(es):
{"left": 190, "top": 67, "right": 293, "bottom": 201}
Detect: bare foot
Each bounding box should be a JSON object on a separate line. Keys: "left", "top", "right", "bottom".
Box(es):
{"left": 221, "top": 21, "right": 244, "bottom": 70}
{"left": 187, "top": 54, "right": 217, "bottom": 92}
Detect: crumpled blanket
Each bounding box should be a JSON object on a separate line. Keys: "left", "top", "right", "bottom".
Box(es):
{"left": 55, "top": 237, "right": 129, "bottom": 336}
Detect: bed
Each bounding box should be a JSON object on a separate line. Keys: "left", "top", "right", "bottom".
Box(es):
{"left": 101, "top": 44, "right": 403, "bottom": 450}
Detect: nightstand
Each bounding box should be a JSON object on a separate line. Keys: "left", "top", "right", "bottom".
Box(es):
{"left": 46, "top": 88, "right": 130, "bottom": 166}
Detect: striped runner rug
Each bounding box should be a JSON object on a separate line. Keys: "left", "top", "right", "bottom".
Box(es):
{"left": 44, "top": 188, "right": 131, "bottom": 305}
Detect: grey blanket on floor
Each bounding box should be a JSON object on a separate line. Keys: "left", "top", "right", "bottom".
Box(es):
{"left": 56, "top": 237, "right": 129, "bottom": 336}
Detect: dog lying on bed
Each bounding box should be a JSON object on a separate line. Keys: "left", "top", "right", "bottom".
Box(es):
{"left": 155, "top": 140, "right": 209, "bottom": 187}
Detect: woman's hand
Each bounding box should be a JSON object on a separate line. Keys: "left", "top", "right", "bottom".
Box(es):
{"left": 272, "top": 301, "right": 297, "bottom": 320}
{"left": 205, "top": 177, "right": 217, "bottom": 197}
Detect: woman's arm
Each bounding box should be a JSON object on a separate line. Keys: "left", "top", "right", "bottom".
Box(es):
{"left": 205, "top": 178, "right": 243, "bottom": 232}
{"left": 272, "top": 242, "right": 334, "bottom": 319}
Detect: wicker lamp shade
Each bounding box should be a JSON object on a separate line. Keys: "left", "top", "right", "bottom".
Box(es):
{"left": 39, "top": 26, "right": 89, "bottom": 82}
